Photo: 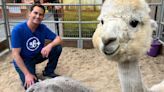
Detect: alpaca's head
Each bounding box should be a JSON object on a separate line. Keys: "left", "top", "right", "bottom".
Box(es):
{"left": 92, "top": 0, "right": 157, "bottom": 62}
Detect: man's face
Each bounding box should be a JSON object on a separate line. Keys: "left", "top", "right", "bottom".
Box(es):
{"left": 29, "top": 6, "right": 44, "bottom": 25}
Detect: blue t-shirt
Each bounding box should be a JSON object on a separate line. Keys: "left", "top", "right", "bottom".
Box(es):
{"left": 11, "top": 21, "right": 57, "bottom": 59}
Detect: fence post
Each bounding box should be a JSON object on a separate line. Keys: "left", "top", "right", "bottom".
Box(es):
{"left": 77, "top": 0, "right": 83, "bottom": 48}
{"left": 157, "top": 0, "right": 164, "bottom": 42}
{"left": 1, "top": 0, "right": 11, "bottom": 50}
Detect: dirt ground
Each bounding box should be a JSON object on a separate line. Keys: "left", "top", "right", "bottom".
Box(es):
{"left": 0, "top": 47, "right": 164, "bottom": 92}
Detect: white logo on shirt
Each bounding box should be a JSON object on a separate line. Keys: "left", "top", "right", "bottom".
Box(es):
{"left": 26, "top": 37, "right": 41, "bottom": 51}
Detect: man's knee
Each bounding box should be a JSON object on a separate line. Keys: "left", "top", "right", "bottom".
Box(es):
{"left": 56, "top": 45, "right": 62, "bottom": 53}
{"left": 51, "top": 45, "right": 62, "bottom": 55}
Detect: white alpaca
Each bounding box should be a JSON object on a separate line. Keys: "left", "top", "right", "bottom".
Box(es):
{"left": 92, "top": 0, "right": 164, "bottom": 92}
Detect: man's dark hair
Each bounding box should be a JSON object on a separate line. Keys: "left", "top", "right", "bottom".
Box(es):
{"left": 30, "top": 4, "right": 45, "bottom": 14}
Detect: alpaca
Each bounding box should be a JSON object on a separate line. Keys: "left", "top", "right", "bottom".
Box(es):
{"left": 26, "top": 76, "right": 94, "bottom": 92}
{"left": 92, "top": 0, "right": 164, "bottom": 92}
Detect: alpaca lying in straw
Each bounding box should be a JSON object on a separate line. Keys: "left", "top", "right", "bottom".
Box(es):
{"left": 92, "top": 0, "right": 164, "bottom": 92}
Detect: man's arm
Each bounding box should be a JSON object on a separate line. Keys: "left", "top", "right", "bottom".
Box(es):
{"left": 12, "top": 48, "right": 30, "bottom": 75}
{"left": 41, "top": 36, "right": 62, "bottom": 57}
{"left": 48, "top": 36, "right": 62, "bottom": 48}
{"left": 12, "top": 48, "right": 36, "bottom": 88}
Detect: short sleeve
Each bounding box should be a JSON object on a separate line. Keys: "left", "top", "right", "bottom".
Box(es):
{"left": 42, "top": 24, "right": 57, "bottom": 40}
{"left": 11, "top": 27, "right": 22, "bottom": 48}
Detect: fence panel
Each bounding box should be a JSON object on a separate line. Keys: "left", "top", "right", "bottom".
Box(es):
{"left": 0, "top": 1, "right": 164, "bottom": 55}
{"left": 0, "top": 0, "right": 10, "bottom": 55}
{"left": 158, "top": 0, "right": 164, "bottom": 43}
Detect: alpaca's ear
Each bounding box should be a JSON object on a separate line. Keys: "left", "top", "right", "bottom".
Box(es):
{"left": 97, "top": 11, "right": 106, "bottom": 21}
{"left": 97, "top": 0, "right": 112, "bottom": 21}
{"left": 150, "top": 19, "right": 158, "bottom": 31}
{"left": 97, "top": 15, "right": 102, "bottom": 21}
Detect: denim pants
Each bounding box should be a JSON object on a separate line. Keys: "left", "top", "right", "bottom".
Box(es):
{"left": 13, "top": 45, "right": 62, "bottom": 86}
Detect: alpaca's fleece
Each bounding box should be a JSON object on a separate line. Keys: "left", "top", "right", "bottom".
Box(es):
{"left": 150, "top": 81, "right": 164, "bottom": 92}
{"left": 26, "top": 76, "right": 94, "bottom": 92}
{"left": 92, "top": 0, "right": 156, "bottom": 62}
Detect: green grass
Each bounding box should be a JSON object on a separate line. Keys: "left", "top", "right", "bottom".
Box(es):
{"left": 63, "top": 10, "right": 100, "bottom": 37}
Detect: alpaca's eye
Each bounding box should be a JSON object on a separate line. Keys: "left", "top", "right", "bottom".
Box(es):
{"left": 129, "top": 20, "right": 139, "bottom": 28}
{"left": 101, "top": 20, "right": 104, "bottom": 25}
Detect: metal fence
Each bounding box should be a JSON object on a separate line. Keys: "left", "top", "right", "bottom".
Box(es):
{"left": 0, "top": 0, "right": 164, "bottom": 55}
{"left": 157, "top": 0, "right": 164, "bottom": 44}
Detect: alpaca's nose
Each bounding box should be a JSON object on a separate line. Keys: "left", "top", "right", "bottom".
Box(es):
{"left": 103, "top": 37, "right": 117, "bottom": 46}
{"left": 102, "top": 37, "right": 119, "bottom": 55}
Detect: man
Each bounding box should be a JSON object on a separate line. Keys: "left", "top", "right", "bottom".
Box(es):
{"left": 11, "top": 4, "right": 62, "bottom": 89}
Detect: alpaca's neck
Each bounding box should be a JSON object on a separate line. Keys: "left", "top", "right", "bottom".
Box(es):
{"left": 118, "top": 60, "right": 149, "bottom": 92}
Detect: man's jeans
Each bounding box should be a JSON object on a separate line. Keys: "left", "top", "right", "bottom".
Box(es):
{"left": 13, "top": 45, "right": 62, "bottom": 86}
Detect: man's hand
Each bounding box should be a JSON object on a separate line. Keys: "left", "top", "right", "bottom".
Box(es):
{"left": 24, "top": 73, "right": 37, "bottom": 89}
{"left": 41, "top": 36, "right": 62, "bottom": 58}
{"left": 41, "top": 44, "right": 52, "bottom": 58}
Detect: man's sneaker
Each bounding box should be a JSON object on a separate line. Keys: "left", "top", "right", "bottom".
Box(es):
{"left": 42, "top": 71, "right": 60, "bottom": 78}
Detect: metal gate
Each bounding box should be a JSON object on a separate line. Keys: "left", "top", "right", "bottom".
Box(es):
{"left": 0, "top": 0, "right": 164, "bottom": 55}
